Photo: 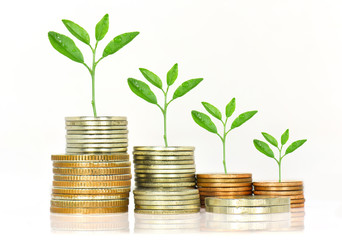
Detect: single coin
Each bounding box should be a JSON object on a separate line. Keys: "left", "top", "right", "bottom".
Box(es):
{"left": 199, "top": 191, "right": 253, "bottom": 196}
{"left": 135, "top": 177, "right": 195, "bottom": 183}
{"left": 53, "top": 180, "right": 131, "bottom": 188}
{"left": 135, "top": 169, "right": 195, "bottom": 174}
{"left": 135, "top": 204, "right": 199, "bottom": 210}
{"left": 51, "top": 193, "right": 129, "bottom": 200}
{"left": 253, "top": 190, "right": 304, "bottom": 196}
{"left": 291, "top": 203, "right": 305, "bottom": 208}
{"left": 67, "top": 129, "right": 128, "bottom": 135}
{"left": 253, "top": 186, "right": 303, "bottom": 191}
{"left": 66, "top": 148, "right": 128, "bottom": 153}
{"left": 133, "top": 160, "right": 194, "bottom": 165}
{"left": 197, "top": 173, "right": 252, "bottom": 179}
{"left": 206, "top": 205, "right": 290, "bottom": 214}
{"left": 51, "top": 206, "right": 128, "bottom": 214}
{"left": 198, "top": 186, "right": 252, "bottom": 192}
{"left": 134, "top": 209, "right": 199, "bottom": 214}
{"left": 67, "top": 138, "right": 128, "bottom": 144}
{"left": 51, "top": 199, "right": 129, "bottom": 208}
{"left": 53, "top": 167, "right": 131, "bottom": 175}
{"left": 198, "top": 182, "right": 252, "bottom": 188}
{"left": 66, "top": 125, "right": 127, "bottom": 130}
{"left": 253, "top": 194, "right": 305, "bottom": 200}
{"left": 52, "top": 187, "right": 131, "bottom": 195}
{"left": 134, "top": 155, "right": 194, "bottom": 161}
{"left": 66, "top": 120, "right": 128, "bottom": 126}
{"left": 134, "top": 151, "right": 194, "bottom": 156}
{"left": 197, "top": 178, "right": 252, "bottom": 183}
{"left": 205, "top": 196, "right": 290, "bottom": 207}
{"left": 67, "top": 143, "right": 128, "bottom": 148}
{"left": 134, "top": 146, "right": 194, "bottom": 151}
{"left": 135, "top": 182, "right": 196, "bottom": 188}
{"left": 253, "top": 181, "right": 303, "bottom": 187}
{"left": 134, "top": 199, "right": 200, "bottom": 206}
{"left": 134, "top": 195, "right": 199, "bottom": 201}
{"left": 66, "top": 134, "right": 128, "bottom": 139}
{"left": 135, "top": 164, "right": 195, "bottom": 170}
{"left": 65, "top": 116, "right": 127, "bottom": 121}
{"left": 133, "top": 189, "right": 199, "bottom": 196}
{"left": 135, "top": 173, "right": 195, "bottom": 178}
{"left": 291, "top": 199, "right": 305, "bottom": 204}
{"left": 53, "top": 174, "right": 132, "bottom": 181}
{"left": 53, "top": 162, "right": 131, "bottom": 168}
{"left": 51, "top": 154, "right": 129, "bottom": 161}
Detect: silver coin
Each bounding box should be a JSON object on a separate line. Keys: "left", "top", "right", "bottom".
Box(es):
{"left": 134, "top": 199, "right": 200, "bottom": 206}
{"left": 134, "top": 164, "right": 195, "bottom": 170}
{"left": 67, "top": 143, "right": 128, "bottom": 148}
{"left": 133, "top": 151, "right": 194, "bottom": 156}
{"left": 134, "top": 146, "right": 194, "bottom": 151}
{"left": 134, "top": 155, "right": 194, "bottom": 161}
{"left": 134, "top": 169, "right": 195, "bottom": 174}
{"left": 66, "top": 125, "right": 127, "bottom": 130}
{"left": 65, "top": 116, "right": 127, "bottom": 121}
{"left": 134, "top": 195, "right": 200, "bottom": 201}
{"left": 133, "top": 188, "right": 199, "bottom": 196}
{"left": 135, "top": 177, "right": 195, "bottom": 183}
{"left": 66, "top": 147, "right": 128, "bottom": 153}
{"left": 67, "top": 130, "right": 128, "bottom": 135}
{"left": 135, "top": 182, "right": 196, "bottom": 188}
{"left": 135, "top": 173, "right": 195, "bottom": 178}
{"left": 66, "top": 134, "right": 128, "bottom": 139}
{"left": 67, "top": 139, "right": 128, "bottom": 144}
{"left": 133, "top": 160, "right": 194, "bottom": 165}
{"left": 66, "top": 121, "right": 127, "bottom": 126}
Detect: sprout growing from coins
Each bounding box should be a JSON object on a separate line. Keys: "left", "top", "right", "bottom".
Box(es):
{"left": 191, "top": 98, "right": 257, "bottom": 174}
{"left": 253, "top": 129, "right": 307, "bottom": 182}
{"left": 128, "top": 64, "right": 203, "bottom": 147}
{"left": 48, "top": 14, "right": 139, "bottom": 117}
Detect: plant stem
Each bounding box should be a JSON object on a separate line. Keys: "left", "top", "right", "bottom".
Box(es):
{"left": 162, "top": 87, "right": 170, "bottom": 147}
{"left": 278, "top": 146, "right": 283, "bottom": 182}
{"left": 222, "top": 137, "right": 227, "bottom": 174}
{"left": 91, "top": 42, "right": 99, "bottom": 117}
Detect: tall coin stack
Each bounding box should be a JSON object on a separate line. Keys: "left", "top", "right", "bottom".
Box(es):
{"left": 50, "top": 116, "right": 132, "bottom": 214}
{"left": 196, "top": 174, "right": 253, "bottom": 208}
{"left": 253, "top": 181, "right": 305, "bottom": 208}
{"left": 133, "top": 147, "right": 201, "bottom": 214}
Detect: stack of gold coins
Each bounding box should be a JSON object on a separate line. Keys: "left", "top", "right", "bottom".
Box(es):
{"left": 196, "top": 174, "right": 253, "bottom": 207}
{"left": 253, "top": 181, "right": 305, "bottom": 208}
{"left": 133, "top": 189, "right": 200, "bottom": 214}
{"left": 205, "top": 196, "right": 290, "bottom": 215}
{"left": 50, "top": 154, "right": 131, "bottom": 214}
{"left": 65, "top": 117, "right": 128, "bottom": 155}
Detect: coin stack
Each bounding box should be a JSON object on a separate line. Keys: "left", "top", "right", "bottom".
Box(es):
{"left": 133, "top": 147, "right": 200, "bottom": 214}
{"left": 196, "top": 174, "right": 253, "bottom": 208}
{"left": 65, "top": 117, "right": 128, "bottom": 155}
{"left": 50, "top": 154, "right": 132, "bottom": 214}
{"left": 253, "top": 181, "right": 305, "bottom": 208}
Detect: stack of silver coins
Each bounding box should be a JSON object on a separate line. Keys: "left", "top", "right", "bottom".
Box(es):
{"left": 133, "top": 147, "right": 200, "bottom": 214}
{"left": 65, "top": 117, "right": 128, "bottom": 155}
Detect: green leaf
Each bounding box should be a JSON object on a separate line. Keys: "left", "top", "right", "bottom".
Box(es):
{"left": 253, "top": 140, "right": 275, "bottom": 158}
{"left": 102, "top": 32, "right": 139, "bottom": 57}
{"left": 172, "top": 78, "right": 203, "bottom": 100}
{"left": 285, "top": 139, "right": 307, "bottom": 155}
{"left": 127, "top": 78, "right": 157, "bottom": 104}
{"left": 48, "top": 31, "right": 84, "bottom": 63}
{"left": 62, "top": 19, "right": 90, "bottom": 45}
{"left": 262, "top": 132, "right": 278, "bottom": 148}
{"left": 191, "top": 111, "right": 217, "bottom": 133}
{"left": 202, "top": 102, "right": 222, "bottom": 120}
{"left": 95, "top": 14, "right": 109, "bottom": 41}
{"left": 231, "top": 111, "right": 258, "bottom": 129}
{"left": 281, "top": 129, "right": 289, "bottom": 145}
{"left": 139, "top": 68, "right": 162, "bottom": 89}
{"left": 225, "top": 98, "right": 236, "bottom": 118}
{"left": 167, "top": 63, "right": 178, "bottom": 86}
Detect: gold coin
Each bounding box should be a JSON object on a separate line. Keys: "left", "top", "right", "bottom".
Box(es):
{"left": 291, "top": 203, "right": 305, "bottom": 208}
{"left": 65, "top": 116, "right": 127, "bottom": 121}
{"left": 67, "top": 138, "right": 128, "bottom": 144}
{"left": 205, "top": 196, "right": 290, "bottom": 207}
{"left": 52, "top": 187, "right": 131, "bottom": 195}
{"left": 253, "top": 191, "right": 304, "bottom": 196}
{"left": 66, "top": 147, "right": 128, "bottom": 153}
{"left": 135, "top": 164, "right": 195, "bottom": 170}
{"left": 134, "top": 209, "right": 199, "bottom": 214}
{"left": 53, "top": 174, "right": 132, "bottom": 181}
{"left": 51, "top": 193, "right": 129, "bottom": 200}
{"left": 253, "top": 186, "right": 303, "bottom": 191}
{"left": 135, "top": 182, "right": 195, "bottom": 188}
{"left": 134, "top": 195, "right": 199, "bottom": 201}
{"left": 198, "top": 186, "right": 252, "bottom": 192}
{"left": 135, "top": 169, "right": 195, "bottom": 174}
{"left": 197, "top": 178, "right": 252, "bottom": 183}
{"left": 67, "top": 143, "right": 128, "bottom": 148}
{"left": 134, "top": 199, "right": 200, "bottom": 206}
{"left": 133, "top": 189, "right": 199, "bottom": 196}
{"left": 51, "top": 199, "right": 129, "bottom": 208}
{"left": 133, "top": 160, "right": 194, "bottom": 165}
{"left": 197, "top": 173, "right": 252, "bottom": 179}
{"left": 53, "top": 180, "right": 131, "bottom": 188}
{"left": 53, "top": 167, "right": 131, "bottom": 175}
{"left": 206, "top": 205, "right": 290, "bottom": 214}
{"left": 253, "top": 181, "right": 303, "bottom": 187}
{"left": 135, "top": 204, "right": 199, "bottom": 210}
{"left": 291, "top": 199, "right": 305, "bottom": 204}
{"left": 134, "top": 155, "right": 194, "bottom": 161}
{"left": 53, "top": 162, "right": 131, "bottom": 168}
{"left": 135, "top": 173, "right": 195, "bottom": 178}
{"left": 199, "top": 191, "right": 252, "bottom": 196}
{"left": 51, "top": 154, "right": 129, "bottom": 161}
{"left": 65, "top": 120, "right": 128, "bottom": 126}
{"left": 133, "top": 146, "right": 195, "bottom": 151}
{"left": 51, "top": 206, "right": 128, "bottom": 214}
{"left": 135, "top": 177, "right": 195, "bottom": 183}
{"left": 197, "top": 182, "right": 252, "bottom": 188}
{"left": 133, "top": 151, "right": 194, "bottom": 156}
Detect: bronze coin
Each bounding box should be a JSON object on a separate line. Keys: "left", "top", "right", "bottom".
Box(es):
{"left": 50, "top": 206, "right": 128, "bottom": 214}
{"left": 197, "top": 182, "right": 252, "bottom": 188}
{"left": 197, "top": 173, "right": 252, "bottom": 179}
{"left": 51, "top": 154, "right": 129, "bottom": 161}
{"left": 197, "top": 178, "right": 252, "bottom": 183}
{"left": 199, "top": 191, "right": 252, "bottom": 196}
{"left": 53, "top": 161, "right": 131, "bottom": 168}
{"left": 253, "top": 190, "right": 304, "bottom": 196}
{"left": 291, "top": 199, "right": 305, "bottom": 204}
{"left": 291, "top": 203, "right": 305, "bottom": 208}
{"left": 253, "top": 186, "right": 303, "bottom": 191}
{"left": 53, "top": 180, "right": 131, "bottom": 188}
{"left": 252, "top": 194, "right": 304, "bottom": 200}
{"left": 253, "top": 181, "right": 303, "bottom": 187}
{"left": 198, "top": 187, "right": 252, "bottom": 192}
{"left": 52, "top": 187, "right": 131, "bottom": 195}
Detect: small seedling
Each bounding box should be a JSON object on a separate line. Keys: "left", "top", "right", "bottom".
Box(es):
{"left": 253, "top": 129, "right": 307, "bottom": 182}
{"left": 191, "top": 98, "right": 257, "bottom": 174}
{"left": 48, "top": 14, "right": 139, "bottom": 117}
{"left": 128, "top": 64, "right": 203, "bottom": 146}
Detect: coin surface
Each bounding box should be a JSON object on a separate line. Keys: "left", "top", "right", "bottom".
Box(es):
{"left": 205, "top": 196, "right": 290, "bottom": 207}
{"left": 134, "top": 209, "right": 199, "bottom": 214}
{"left": 66, "top": 143, "right": 129, "bottom": 148}
{"left": 66, "top": 148, "right": 128, "bottom": 153}
{"left": 253, "top": 181, "right": 303, "bottom": 187}
{"left": 135, "top": 182, "right": 196, "bottom": 188}
{"left": 197, "top": 182, "right": 252, "bottom": 188}
{"left": 66, "top": 134, "right": 128, "bottom": 139}
{"left": 253, "top": 186, "right": 303, "bottom": 191}
{"left": 134, "top": 199, "right": 200, "bottom": 205}
{"left": 134, "top": 155, "right": 194, "bottom": 161}
{"left": 133, "top": 151, "right": 194, "bottom": 156}
{"left": 53, "top": 162, "right": 131, "bottom": 168}
{"left": 135, "top": 169, "right": 195, "bottom": 174}
{"left": 133, "top": 146, "right": 195, "bottom": 151}
{"left": 67, "top": 129, "right": 128, "bottom": 135}
{"left": 53, "top": 167, "right": 131, "bottom": 175}
{"left": 291, "top": 203, "right": 305, "bottom": 208}
{"left": 51, "top": 154, "right": 129, "bottom": 161}
{"left": 66, "top": 120, "right": 128, "bottom": 126}
{"left": 206, "top": 205, "right": 290, "bottom": 214}
{"left": 135, "top": 164, "right": 195, "bottom": 170}
{"left": 51, "top": 199, "right": 129, "bottom": 208}
{"left": 51, "top": 206, "right": 128, "bottom": 214}
{"left": 253, "top": 191, "right": 304, "bottom": 196}
{"left": 52, "top": 187, "right": 131, "bottom": 195}
{"left": 53, "top": 180, "right": 131, "bottom": 188}
{"left": 198, "top": 186, "right": 252, "bottom": 192}
{"left": 53, "top": 174, "right": 132, "bottom": 181}
{"left": 291, "top": 199, "right": 305, "bottom": 204}
{"left": 65, "top": 116, "right": 127, "bottom": 121}
{"left": 197, "top": 174, "right": 252, "bottom": 179}
{"left": 253, "top": 194, "right": 305, "bottom": 200}
{"left": 133, "top": 189, "right": 199, "bottom": 196}
{"left": 135, "top": 177, "right": 195, "bottom": 183}
{"left": 133, "top": 160, "right": 194, "bottom": 165}
{"left": 199, "top": 191, "right": 253, "bottom": 196}
{"left": 134, "top": 195, "right": 199, "bottom": 201}
{"left": 197, "top": 178, "right": 252, "bottom": 183}
{"left": 51, "top": 193, "right": 129, "bottom": 200}
{"left": 67, "top": 139, "right": 128, "bottom": 144}
{"left": 66, "top": 125, "right": 127, "bottom": 130}
{"left": 135, "top": 204, "right": 199, "bottom": 210}
{"left": 135, "top": 173, "right": 195, "bottom": 178}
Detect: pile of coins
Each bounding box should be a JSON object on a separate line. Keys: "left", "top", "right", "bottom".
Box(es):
{"left": 50, "top": 154, "right": 131, "bottom": 214}
{"left": 65, "top": 117, "right": 128, "bottom": 155}
{"left": 253, "top": 181, "right": 305, "bottom": 208}
{"left": 196, "top": 173, "right": 253, "bottom": 207}
{"left": 133, "top": 147, "right": 200, "bottom": 214}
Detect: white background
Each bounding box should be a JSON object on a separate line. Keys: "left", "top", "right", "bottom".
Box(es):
{"left": 0, "top": 0, "right": 341, "bottom": 239}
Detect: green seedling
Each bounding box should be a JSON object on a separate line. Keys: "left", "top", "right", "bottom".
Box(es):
{"left": 253, "top": 129, "right": 307, "bottom": 182}
{"left": 48, "top": 14, "right": 139, "bottom": 117}
{"left": 191, "top": 98, "right": 257, "bottom": 174}
{"left": 128, "top": 64, "right": 203, "bottom": 146}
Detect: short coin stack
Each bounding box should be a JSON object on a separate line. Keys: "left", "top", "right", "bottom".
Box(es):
{"left": 65, "top": 116, "right": 128, "bottom": 155}
{"left": 133, "top": 146, "right": 200, "bottom": 214}
{"left": 51, "top": 154, "right": 131, "bottom": 214}
{"left": 196, "top": 174, "right": 253, "bottom": 208}
{"left": 253, "top": 181, "right": 305, "bottom": 208}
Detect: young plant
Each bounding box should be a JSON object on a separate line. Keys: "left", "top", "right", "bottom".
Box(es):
{"left": 253, "top": 129, "right": 307, "bottom": 182}
{"left": 127, "top": 64, "right": 203, "bottom": 147}
{"left": 48, "top": 14, "right": 139, "bottom": 117}
{"left": 191, "top": 98, "right": 257, "bottom": 174}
